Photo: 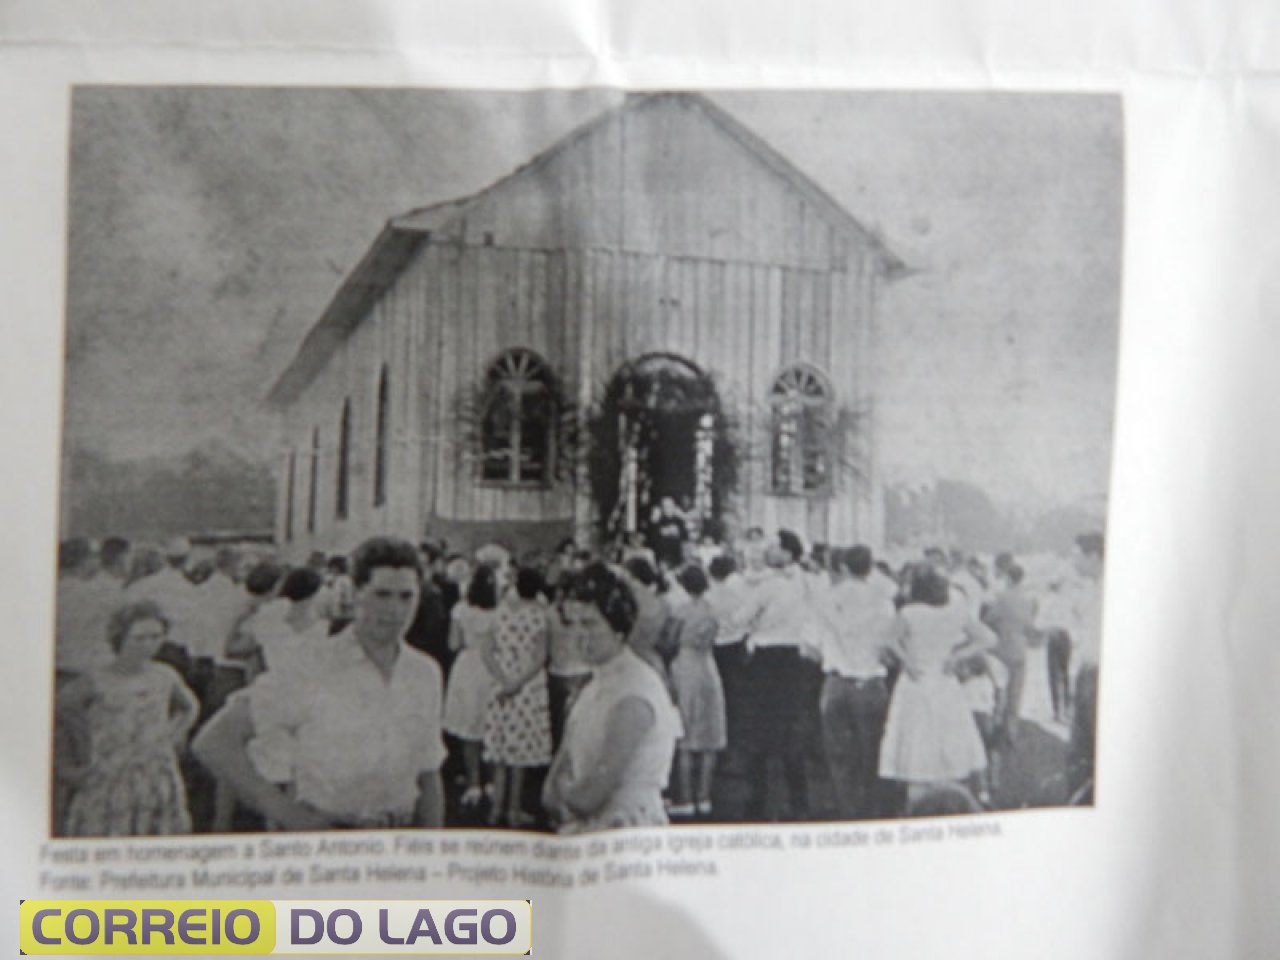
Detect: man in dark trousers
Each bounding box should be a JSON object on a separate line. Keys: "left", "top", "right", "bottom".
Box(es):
{"left": 982, "top": 561, "right": 1038, "bottom": 741}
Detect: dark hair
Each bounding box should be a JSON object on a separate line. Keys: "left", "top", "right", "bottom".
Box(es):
{"left": 351, "top": 537, "right": 422, "bottom": 587}
{"left": 59, "top": 537, "right": 92, "bottom": 572}
{"left": 187, "top": 558, "right": 215, "bottom": 583}
{"left": 100, "top": 536, "right": 131, "bottom": 568}
{"left": 624, "top": 555, "right": 659, "bottom": 588}
{"left": 327, "top": 555, "right": 350, "bottom": 575}
{"left": 555, "top": 537, "right": 577, "bottom": 555}
{"left": 708, "top": 554, "right": 737, "bottom": 582}
{"left": 466, "top": 565, "right": 499, "bottom": 610}
{"left": 1075, "top": 532, "right": 1105, "bottom": 559}
{"left": 994, "top": 551, "right": 1014, "bottom": 574}
{"left": 843, "top": 544, "right": 873, "bottom": 578}
{"left": 280, "top": 566, "right": 324, "bottom": 603}
{"left": 244, "top": 561, "right": 285, "bottom": 598}
{"left": 1005, "top": 563, "right": 1025, "bottom": 585}
{"left": 562, "top": 563, "right": 638, "bottom": 636}
{"left": 909, "top": 567, "right": 950, "bottom": 607}
{"left": 514, "top": 566, "right": 544, "bottom": 601}
{"left": 129, "top": 547, "right": 165, "bottom": 584}
{"left": 677, "top": 565, "right": 709, "bottom": 597}
{"left": 106, "top": 599, "right": 170, "bottom": 653}
{"left": 213, "top": 546, "right": 239, "bottom": 575}
{"left": 777, "top": 529, "right": 804, "bottom": 563}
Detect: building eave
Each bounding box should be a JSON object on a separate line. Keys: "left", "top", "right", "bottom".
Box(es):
{"left": 265, "top": 225, "right": 431, "bottom": 408}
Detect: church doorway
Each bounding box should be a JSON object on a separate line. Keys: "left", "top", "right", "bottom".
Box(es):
{"left": 591, "top": 354, "right": 735, "bottom": 545}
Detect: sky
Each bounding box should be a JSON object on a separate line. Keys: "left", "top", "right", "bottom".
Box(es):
{"left": 63, "top": 87, "right": 1121, "bottom": 513}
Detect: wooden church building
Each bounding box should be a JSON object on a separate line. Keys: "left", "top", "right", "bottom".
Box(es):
{"left": 267, "top": 92, "right": 902, "bottom": 557}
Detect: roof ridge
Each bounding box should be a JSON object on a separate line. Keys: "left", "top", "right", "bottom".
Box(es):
{"left": 267, "top": 92, "right": 903, "bottom": 407}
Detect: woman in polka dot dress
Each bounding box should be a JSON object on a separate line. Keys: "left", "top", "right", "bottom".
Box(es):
{"left": 482, "top": 567, "right": 552, "bottom": 827}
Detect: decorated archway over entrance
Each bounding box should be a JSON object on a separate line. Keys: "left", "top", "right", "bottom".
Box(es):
{"left": 589, "top": 354, "right": 738, "bottom": 543}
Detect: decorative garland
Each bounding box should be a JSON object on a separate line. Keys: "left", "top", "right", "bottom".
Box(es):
{"left": 585, "top": 355, "right": 740, "bottom": 542}
{"left": 449, "top": 354, "right": 873, "bottom": 545}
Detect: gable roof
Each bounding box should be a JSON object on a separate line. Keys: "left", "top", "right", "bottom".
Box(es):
{"left": 267, "top": 92, "right": 904, "bottom": 408}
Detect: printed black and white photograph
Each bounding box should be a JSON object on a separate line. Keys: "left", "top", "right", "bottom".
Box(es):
{"left": 50, "top": 87, "right": 1120, "bottom": 837}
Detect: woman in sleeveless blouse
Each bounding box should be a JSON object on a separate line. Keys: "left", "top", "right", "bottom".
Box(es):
{"left": 543, "top": 563, "right": 681, "bottom": 833}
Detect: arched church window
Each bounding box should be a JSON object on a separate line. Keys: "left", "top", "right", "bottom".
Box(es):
{"left": 770, "top": 364, "right": 832, "bottom": 496}
{"left": 373, "top": 365, "right": 389, "bottom": 507}
{"left": 284, "top": 447, "right": 296, "bottom": 542}
{"left": 336, "top": 398, "right": 351, "bottom": 519}
{"left": 307, "top": 428, "right": 319, "bottom": 534}
{"left": 480, "top": 348, "right": 556, "bottom": 486}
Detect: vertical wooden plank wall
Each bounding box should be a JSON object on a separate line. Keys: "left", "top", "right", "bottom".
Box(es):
{"left": 571, "top": 248, "right": 595, "bottom": 543}
{"left": 862, "top": 254, "right": 885, "bottom": 547}
{"left": 271, "top": 95, "right": 894, "bottom": 553}
{"left": 414, "top": 244, "right": 580, "bottom": 527}
{"left": 279, "top": 250, "right": 875, "bottom": 552}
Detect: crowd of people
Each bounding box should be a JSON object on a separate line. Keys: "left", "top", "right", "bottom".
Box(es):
{"left": 51, "top": 517, "right": 1104, "bottom": 837}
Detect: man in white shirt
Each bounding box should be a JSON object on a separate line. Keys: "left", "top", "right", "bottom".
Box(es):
{"left": 55, "top": 537, "right": 119, "bottom": 675}
{"left": 813, "top": 545, "right": 895, "bottom": 819}
{"left": 706, "top": 554, "right": 751, "bottom": 758}
{"left": 194, "top": 536, "right": 447, "bottom": 829}
{"left": 125, "top": 537, "right": 200, "bottom": 656}
{"left": 740, "top": 534, "right": 819, "bottom": 820}
{"left": 189, "top": 548, "right": 249, "bottom": 664}
{"left": 982, "top": 561, "right": 1038, "bottom": 738}
{"left": 182, "top": 547, "right": 253, "bottom": 831}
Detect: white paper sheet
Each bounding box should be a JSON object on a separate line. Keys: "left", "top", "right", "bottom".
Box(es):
{"left": 3, "top": 2, "right": 1279, "bottom": 957}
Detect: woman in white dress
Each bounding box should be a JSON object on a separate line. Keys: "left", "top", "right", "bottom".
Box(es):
{"left": 542, "top": 563, "right": 682, "bottom": 833}
{"left": 880, "top": 566, "right": 997, "bottom": 811}
{"left": 442, "top": 565, "right": 500, "bottom": 807}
